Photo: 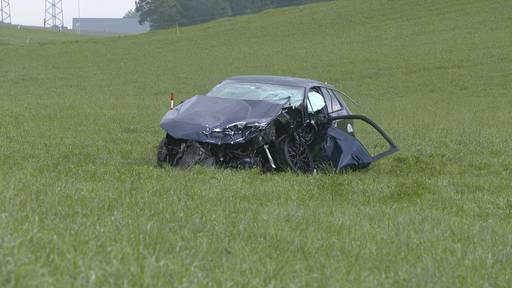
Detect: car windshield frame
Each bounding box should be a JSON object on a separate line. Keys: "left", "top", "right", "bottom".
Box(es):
{"left": 207, "top": 80, "right": 305, "bottom": 107}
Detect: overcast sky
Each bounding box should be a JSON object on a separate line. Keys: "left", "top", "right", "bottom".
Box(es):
{"left": 10, "top": 0, "right": 136, "bottom": 27}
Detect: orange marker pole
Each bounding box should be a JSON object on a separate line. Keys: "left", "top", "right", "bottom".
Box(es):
{"left": 169, "top": 92, "right": 175, "bottom": 110}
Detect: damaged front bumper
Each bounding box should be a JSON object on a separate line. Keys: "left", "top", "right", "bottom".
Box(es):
{"left": 158, "top": 114, "right": 398, "bottom": 173}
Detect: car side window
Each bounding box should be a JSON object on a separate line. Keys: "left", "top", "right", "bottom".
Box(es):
{"left": 320, "top": 88, "right": 343, "bottom": 113}
{"left": 328, "top": 89, "right": 343, "bottom": 112}
{"left": 307, "top": 88, "right": 327, "bottom": 114}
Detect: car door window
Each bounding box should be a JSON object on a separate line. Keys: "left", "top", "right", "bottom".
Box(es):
{"left": 331, "top": 90, "right": 349, "bottom": 111}
{"left": 328, "top": 89, "right": 343, "bottom": 112}
{"left": 320, "top": 88, "right": 343, "bottom": 113}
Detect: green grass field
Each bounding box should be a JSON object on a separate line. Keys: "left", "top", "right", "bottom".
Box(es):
{"left": 0, "top": 25, "right": 97, "bottom": 45}
{"left": 1, "top": 0, "right": 511, "bottom": 286}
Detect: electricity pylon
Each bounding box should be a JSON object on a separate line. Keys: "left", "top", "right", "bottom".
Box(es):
{"left": 0, "top": 0, "right": 11, "bottom": 24}
{"left": 44, "top": 0, "right": 64, "bottom": 29}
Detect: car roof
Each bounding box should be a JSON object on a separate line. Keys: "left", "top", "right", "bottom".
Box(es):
{"left": 226, "top": 75, "right": 335, "bottom": 89}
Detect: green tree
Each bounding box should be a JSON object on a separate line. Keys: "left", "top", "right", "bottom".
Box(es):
{"left": 135, "top": 0, "right": 323, "bottom": 30}
{"left": 123, "top": 9, "right": 139, "bottom": 18}
{"left": 136, "top": 0, "right": 181, "bottom": 29}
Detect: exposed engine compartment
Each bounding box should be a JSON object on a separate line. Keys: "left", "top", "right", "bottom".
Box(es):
{"left": 157, "top": 109, "right": 318, "bottom": 172}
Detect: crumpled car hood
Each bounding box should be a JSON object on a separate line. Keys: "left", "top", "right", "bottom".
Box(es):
{"left": 160, "top": 95, "right": 284, "bottom": 144}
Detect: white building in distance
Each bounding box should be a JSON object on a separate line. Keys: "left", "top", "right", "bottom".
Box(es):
{"left": 72, "top": 18, "right": 150, "bottom": 35}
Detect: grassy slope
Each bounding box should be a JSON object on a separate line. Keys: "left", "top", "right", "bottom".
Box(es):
{"left": 0, "top": 26, "right": 94, "bottom": 45}
{"left": 1, "top": 0, "right": 511, "bottom": 286}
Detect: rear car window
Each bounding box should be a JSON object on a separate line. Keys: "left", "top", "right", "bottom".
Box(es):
{"left": 321, "top": 88, "right": 343, "bottom": 113}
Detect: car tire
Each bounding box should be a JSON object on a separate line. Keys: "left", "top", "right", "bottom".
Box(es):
{"left": 282, "top": 136, "right": 315, "bottom": 173}
{"left": 157, "top": 137, "right": 169, "bottom": 166}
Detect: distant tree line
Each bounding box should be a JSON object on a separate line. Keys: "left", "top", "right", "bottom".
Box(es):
{"left": 135, "top": 0, "right": 327, "bottom": 30}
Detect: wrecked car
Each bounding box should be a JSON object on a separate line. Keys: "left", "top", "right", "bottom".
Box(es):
{"left": 157, "top": 76, "right": 398, "bottom": 173}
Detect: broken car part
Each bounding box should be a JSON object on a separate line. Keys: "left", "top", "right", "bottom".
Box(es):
{"left": 157, "top": 76, "right": 398, "bottom": 173}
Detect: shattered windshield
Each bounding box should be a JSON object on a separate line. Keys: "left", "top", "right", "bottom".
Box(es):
{"left": 207, "top": 81, "right": 304, "bottom": 107}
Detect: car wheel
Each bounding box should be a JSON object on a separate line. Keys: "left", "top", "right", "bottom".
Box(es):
{"left": 283, "top": 136, "right": 315, "bottom": 173}
{"left": 157, "top": 137, "right": 169, "bottom": 166}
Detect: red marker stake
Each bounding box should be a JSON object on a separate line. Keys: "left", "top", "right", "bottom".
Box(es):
{"left": 169, "top": 92, "right": 175, "bottom": 110}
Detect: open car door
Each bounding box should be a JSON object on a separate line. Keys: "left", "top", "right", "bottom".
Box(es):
{"left": 323, "top": 115, "right": 399, "bottom": 172}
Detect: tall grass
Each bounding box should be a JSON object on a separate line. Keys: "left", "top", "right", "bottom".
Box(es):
{"left": 1, "top": 0, "right": 511, "bottom": 286}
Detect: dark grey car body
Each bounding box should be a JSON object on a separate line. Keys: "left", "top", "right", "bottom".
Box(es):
{"left": 158, "top": 76, "right": 398, "bottom": 172}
